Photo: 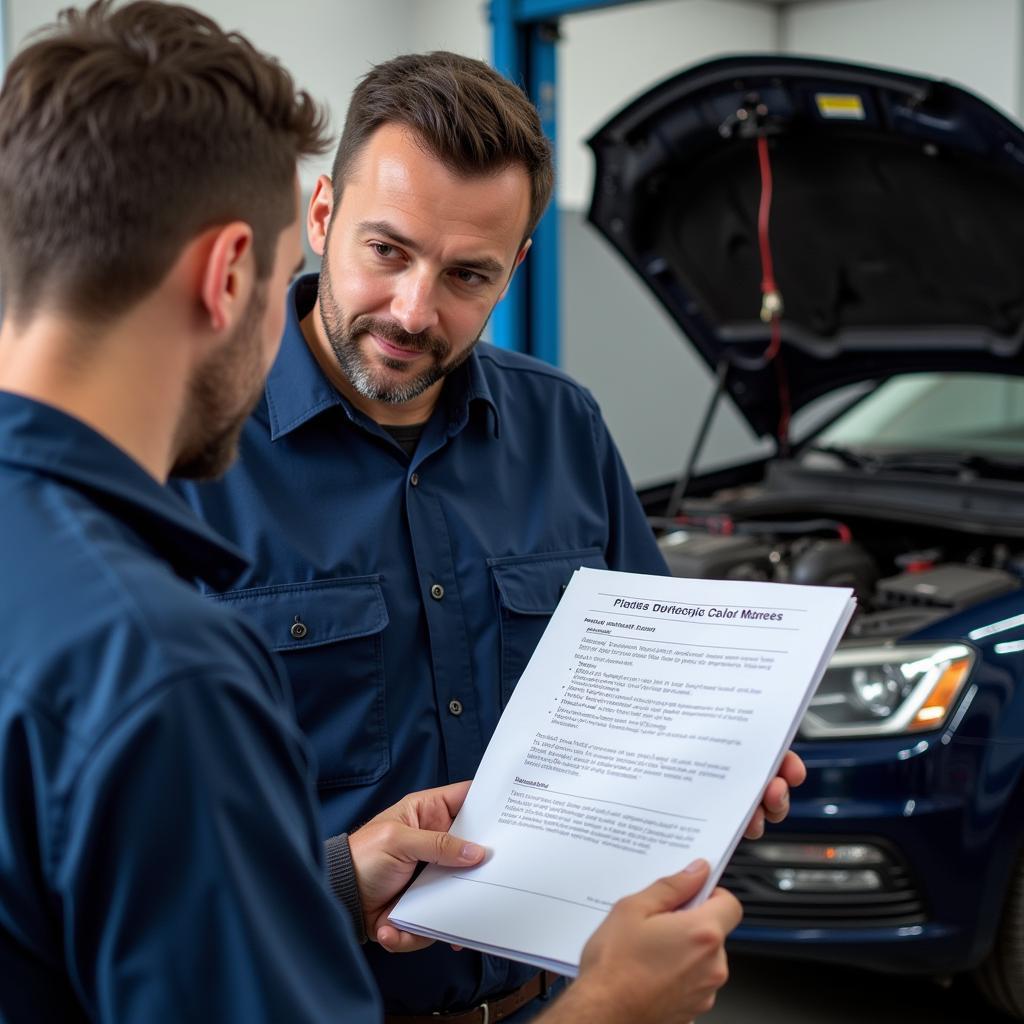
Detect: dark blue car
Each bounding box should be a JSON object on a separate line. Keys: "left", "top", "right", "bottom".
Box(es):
{"left": 588, "top": 55, "right": 1024, "bottom": 1018}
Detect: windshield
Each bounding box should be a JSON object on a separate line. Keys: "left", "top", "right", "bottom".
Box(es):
{"left": 812, "top": 373, "right": 1024, "bottom": 457}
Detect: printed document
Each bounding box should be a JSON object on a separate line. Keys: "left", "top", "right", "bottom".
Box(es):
{"left": 391, "top": 568, "right": 855, "bottom": 974}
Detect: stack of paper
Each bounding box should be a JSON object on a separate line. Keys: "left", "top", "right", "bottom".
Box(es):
{"left": 391, "top": 568, "right": 855, "bottom": 975}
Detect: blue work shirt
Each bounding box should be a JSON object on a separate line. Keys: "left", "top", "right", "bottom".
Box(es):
{"left": 0, "top": 392, "right": 380, "bottom": 1023}
{"left": 173, "top": 274, "right": 668, "bottom": 1014}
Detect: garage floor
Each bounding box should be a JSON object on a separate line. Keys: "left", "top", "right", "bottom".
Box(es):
{"left": 703, "top": 954, "right": 1011, "bottom": 1022}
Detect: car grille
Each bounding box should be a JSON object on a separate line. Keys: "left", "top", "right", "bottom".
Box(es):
{"left": 723, "top": 837, "right": 927, "bottom": 929}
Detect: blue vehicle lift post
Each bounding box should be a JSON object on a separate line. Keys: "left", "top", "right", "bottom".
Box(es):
{"left": 489, "top": 0, "right": 649, "bottom": 365}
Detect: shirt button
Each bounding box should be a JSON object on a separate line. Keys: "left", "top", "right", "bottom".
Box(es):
{"left": 448, "top": 699, "right": 464, "bottom": 716}
{"left": 290, "top": 617, "right": 308, "bottom": 639}
{"left": 410, "top": 472, "right": 420, "bottom": 487}
{"left": 430, "top": 583, "right": 445, "bottom": 600}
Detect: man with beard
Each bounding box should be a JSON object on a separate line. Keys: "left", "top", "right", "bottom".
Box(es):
{"left": 175, "top": 51, "right": 802, "bottom": 1023}
{"left": 0, "top": 5, "right": 752, "bottom": 1023}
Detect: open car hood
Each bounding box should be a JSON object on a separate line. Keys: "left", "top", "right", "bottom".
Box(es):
{"left": 587, "top": 55, "right": 1024, "bottom": 439}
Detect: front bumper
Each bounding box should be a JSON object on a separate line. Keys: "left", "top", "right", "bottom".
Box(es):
{"left": 723, "top": 729, "right": 1024, "bottom": 975}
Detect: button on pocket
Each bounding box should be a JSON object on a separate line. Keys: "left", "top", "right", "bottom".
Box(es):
{"left": 206, "top": 576, "right": 390, "bottom": 788}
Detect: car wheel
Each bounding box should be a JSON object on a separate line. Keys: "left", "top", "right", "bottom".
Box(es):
{"left": 975, "top": 853, "right": 1024, "bottom": 1019}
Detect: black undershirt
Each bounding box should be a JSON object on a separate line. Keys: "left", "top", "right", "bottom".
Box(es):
{"left": 381, "top": 421, "right": 426, "bottom": 458}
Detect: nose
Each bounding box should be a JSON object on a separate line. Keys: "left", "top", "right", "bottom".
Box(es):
{"left": 391, "top": 269, "right": 439, "bottom": 336}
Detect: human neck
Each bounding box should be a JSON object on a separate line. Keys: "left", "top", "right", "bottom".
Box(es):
{"left": 0, "top": 306, "right": 190, "bottom": 482}
{"left": 299, "top": 305, "right": 442, "bottom": 427}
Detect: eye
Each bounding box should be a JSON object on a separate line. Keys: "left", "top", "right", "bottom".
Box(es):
{"left": 452, "top": 268, "right": 486, "bottom": 287}
{"left": 372, "top": 242, "right": 397, "bottom": 258}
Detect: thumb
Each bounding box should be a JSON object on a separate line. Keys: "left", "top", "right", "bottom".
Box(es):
{"left": 628, "top": 858, "right": 710, "bottom": 915}
{"left": 393, "top": 826, "right": 486, "bottom": 868}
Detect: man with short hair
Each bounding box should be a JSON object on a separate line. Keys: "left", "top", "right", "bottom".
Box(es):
{"left": 0, "top": 5, "right": 745, "bottom": 1023}
{"left": 175, "top": 50, "right": 800, "bottom": 1021}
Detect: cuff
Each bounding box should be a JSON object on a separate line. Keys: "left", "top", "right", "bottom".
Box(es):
{"left": 324, "top": 833, "right": 367, "bottom": 944}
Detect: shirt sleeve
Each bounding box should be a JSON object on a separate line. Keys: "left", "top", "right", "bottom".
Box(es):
{"left": 587, "top": 397, "right": 671, "bottom": 576}
{"left": 55, "top": 665, "right": 381, "bottom": 1024}
{"left": 324, "top": 833, "right": 367, "bottom": 943}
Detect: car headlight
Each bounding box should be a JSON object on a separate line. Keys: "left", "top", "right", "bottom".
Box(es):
{"left": 800, "top": 643, "right": 974, "bottom": 738}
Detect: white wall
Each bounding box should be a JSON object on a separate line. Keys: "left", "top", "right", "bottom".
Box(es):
{"left": 8, "top": 1, "right": 66, "bottom": 53}
{"left": 409, "top": 0, "right": 489, "bottom": 60}
{"left": 203, "top": 0, "right": 415, "bottom": 186}
{"left": 6, "top": 0, "right": 422, "bottom": 189}
{"left": 781, "top": 0, "right": 1022, "bottom": 118}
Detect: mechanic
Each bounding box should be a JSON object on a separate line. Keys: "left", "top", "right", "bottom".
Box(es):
{"left": 0, "top": 4, "right": 748, "bottom": 1022}
{"left": 175, "top": 50, "right": 803, "bottom": 1022}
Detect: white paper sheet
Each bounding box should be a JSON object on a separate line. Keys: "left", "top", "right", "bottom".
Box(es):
{"left": 391, "top": 568, "right": 855, "bottom": 974}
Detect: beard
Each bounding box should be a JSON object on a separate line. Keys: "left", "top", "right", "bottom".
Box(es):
{"left": 318, "top": 247, "right": 480, "bottom": 405}
{"left": 171, "top": 284, "right": 269, "bottom": 481}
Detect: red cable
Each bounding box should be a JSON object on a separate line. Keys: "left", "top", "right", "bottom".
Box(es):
{"left": 757, "top": 136, "right": 777, "bottom": 300}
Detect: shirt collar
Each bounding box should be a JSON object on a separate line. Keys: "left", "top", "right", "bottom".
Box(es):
{"left": 0, "top": 391, "right": 249, "bottom": 588}
{"left": 443, "top": 347, "right": 501, "bottom": 440}
{"left": 265, "top": 274, "right": 346, "bottom": 441}
{"left": 265, "top": 273, "right": 500, "bottom": 441}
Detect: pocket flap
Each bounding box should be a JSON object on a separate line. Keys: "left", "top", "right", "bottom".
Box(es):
{"left": 489, "top": 548, "right": 606, "bottom": 615}
{"left": 207, "top": 576, "right": 388, "bottom": 651}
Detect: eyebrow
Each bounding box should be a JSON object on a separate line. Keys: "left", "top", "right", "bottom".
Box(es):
{"left": 357, "top": 219, "right": 506, "bottom": 278}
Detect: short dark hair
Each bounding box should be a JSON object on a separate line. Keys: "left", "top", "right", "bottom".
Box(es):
{"left": 0, "top": 0, "right": 331, "bottom": 325}
{"left": 331, "top": 51, "right": 554, "bottom": 245}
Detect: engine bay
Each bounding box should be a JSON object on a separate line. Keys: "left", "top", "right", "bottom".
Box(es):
{"left": 655, "top": 509, "right": 1023, "bottom": 642}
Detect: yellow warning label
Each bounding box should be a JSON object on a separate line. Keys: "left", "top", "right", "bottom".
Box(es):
{"left": 815, "top": 93, "right": 866, "bottom": 120}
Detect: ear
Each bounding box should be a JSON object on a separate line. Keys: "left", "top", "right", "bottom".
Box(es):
{"left": 307, "top": 174, "right": 334, "bottom": 257}
{"left": 497, "top": 239, "right": 532, "bottom": 302}
{"left": 199, "top": 222, "right": 255, "bottom": 333}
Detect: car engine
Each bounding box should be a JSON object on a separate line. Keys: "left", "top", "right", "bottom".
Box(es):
{"left": 656, "top": 519, "right": 1022, "bottom": 641}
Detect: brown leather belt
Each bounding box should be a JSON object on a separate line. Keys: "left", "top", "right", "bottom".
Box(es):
{"left": 383, "top": 970, "right": 562, "bottom": 1024}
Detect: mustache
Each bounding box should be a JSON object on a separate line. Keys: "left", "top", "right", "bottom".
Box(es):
{"left": 350, "top": 315, "right": 448, "bottom": 357}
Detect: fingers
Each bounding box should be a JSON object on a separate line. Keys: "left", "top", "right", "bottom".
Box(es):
{"left": 705, "top": 886, "right": 744, "bottom": 933}
{"left": 778, "top": 750, "right": 807, "bottom": 787}
{"left": 432, "top": 779, "right": 473, "bottom": 817}
{"left": 760, "top": 774, "right": 791, "bottom": 825}
{"left": 745, "top": 780, "right": 786, "bottom": 838}
{"left": 749, "top": 751, "right": 805, "bottom": 837}
{"left": 394, "top": 781, "right": 473, "bottom": 832}
{"left": 743, "top": 806, "right": 766, "bottom": 840}
{"left": 389, "top": 825, "right": 486, "bottom": 868}
{"left": 376, "top": 922, "right": 435, "bottom": 953}
{"left": 620, "top": 866, "right": 741, "bottom": 932}
{"left": 624, "top": 858, "right": 710, "bottom": 915}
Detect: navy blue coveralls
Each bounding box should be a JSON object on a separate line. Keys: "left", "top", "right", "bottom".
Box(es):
{"left": 0, "top": 392, "right": 381, "bottom": 1023}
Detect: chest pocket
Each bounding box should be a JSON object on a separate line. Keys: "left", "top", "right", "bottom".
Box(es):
{"left": 207, "top": 576, "right": 390, "bottom": 789}
{"left": 489, "top": 548, "right": 607, "bottom": 707}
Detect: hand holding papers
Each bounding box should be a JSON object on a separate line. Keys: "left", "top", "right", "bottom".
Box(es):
{"left": 346, "top": 781, "right": 484, "bottom": 951}
{"left": 392, "top": 568, "right": 855, "bottom": 974}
